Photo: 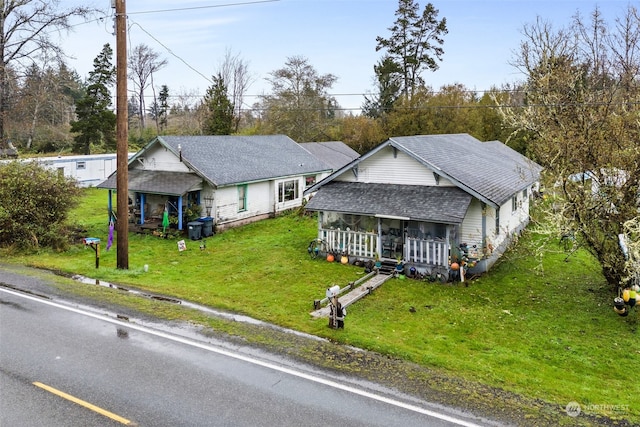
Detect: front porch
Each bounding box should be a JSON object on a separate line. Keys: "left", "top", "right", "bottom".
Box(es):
{"left": 318, "top": 227, "right": 451, "bottom": 269}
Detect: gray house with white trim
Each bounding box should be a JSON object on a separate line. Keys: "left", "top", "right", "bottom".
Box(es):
{"left": 304, "top": 134, "right": 543, "bottom": 275}
{"left": 98, "top": 135, "right": 332, "bottom": 232}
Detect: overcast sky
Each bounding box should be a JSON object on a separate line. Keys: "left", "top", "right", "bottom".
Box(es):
{"left": 60, "top": 0, "right": 630, "bottom": 112}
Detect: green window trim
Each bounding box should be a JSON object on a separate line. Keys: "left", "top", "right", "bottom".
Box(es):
{"left": 238, "top": 184, "right": 247, "bottom": 212}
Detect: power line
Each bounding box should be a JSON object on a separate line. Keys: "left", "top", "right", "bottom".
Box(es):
{"left": 128, "top": 20, "right": 213, "bottom": 85}
{"left": 127, "top": 0, "right": 280, "bottom": 15}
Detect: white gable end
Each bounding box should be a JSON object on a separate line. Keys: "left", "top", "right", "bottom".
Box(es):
{"left": 336, "top": 146, "right": 454, "bottom": 187}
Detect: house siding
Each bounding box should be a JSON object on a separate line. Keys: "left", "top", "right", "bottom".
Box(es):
{"left": 137, "top": 144, "right": 191, "bottom": 172}
{"left": 459, "top": 199, "right": 484, "bottom": 257}
{"left": 216, "top": 181, "right": 270, "bottom": 225}
{"left": 337, "top": 146, "right": 455, "bottom": 186}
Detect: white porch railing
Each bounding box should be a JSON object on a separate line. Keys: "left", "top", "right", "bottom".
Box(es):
{"left": 319, "top": 229, "right": 450, "bottom": 267}
{"left": 320, "top": 229, "right": 378, "bottom": 258}
{"left": 406, "top": 237, "right": 449, "bottom": 266}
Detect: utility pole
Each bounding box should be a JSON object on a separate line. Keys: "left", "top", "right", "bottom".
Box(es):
{"left": 115, "top": 0, "right": 129, "bottom": 269}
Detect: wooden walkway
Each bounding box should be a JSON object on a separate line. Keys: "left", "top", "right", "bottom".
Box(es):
{"left": 310, "top": 272, "right": 393, "bottom": 318}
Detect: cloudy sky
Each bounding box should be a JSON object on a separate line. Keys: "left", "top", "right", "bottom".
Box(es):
{"left": 59, "top": 0, "right": 629, "bottom": 112}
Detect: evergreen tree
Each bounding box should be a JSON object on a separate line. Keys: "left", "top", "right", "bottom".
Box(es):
{"left": 158, "top": 85, "right": 169, "bottom": 131}
{"left": 362, "top": 56, "right": 402, "bottom": 118}
{"left": 376, "top": 0, "right": 447, "bottom": 99}
{"left": 202, "top": 73, "right": 233, "bottom": 135}
{"left": 70, "top": 44, "right": 116, "bottom": 154}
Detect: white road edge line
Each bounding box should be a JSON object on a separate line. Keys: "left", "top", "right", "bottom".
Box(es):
{"left": 1, "top": 287, "right": 484, "bottom": 427}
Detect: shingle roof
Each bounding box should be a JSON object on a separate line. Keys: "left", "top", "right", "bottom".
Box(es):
{"left": 97, "top": 169, "right": 202, "bottom": 196}
{"left": 157, "top": 135, "right": 331, "bottom": 186}
{"left": 388, "top": 134, "right": 543, "bottom": 206}
{"left": 305, "top": 181, "right": 472, "bottom": 224}
{"left": 300, "top": 141, "right": 360, "bottom": 171}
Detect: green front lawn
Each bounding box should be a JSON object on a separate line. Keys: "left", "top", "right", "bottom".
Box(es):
{"left": 4, "top": 188, "right": 639, "bottom": 424}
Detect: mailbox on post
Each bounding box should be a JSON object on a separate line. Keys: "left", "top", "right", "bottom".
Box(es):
{"left": 83, "top": 237, "right": 101, "bottom": 268}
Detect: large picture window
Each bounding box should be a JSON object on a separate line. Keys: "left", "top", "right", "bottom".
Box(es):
{"left": 238, "top": 184, "right": 247, "bottom": 212}
{"left": 278, "top": 179, "right": 299, "bottom": 203}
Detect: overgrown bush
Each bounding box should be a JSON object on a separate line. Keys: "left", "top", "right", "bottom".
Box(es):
{"left": 0, "top": 161, "right": 81, "bottom": 250}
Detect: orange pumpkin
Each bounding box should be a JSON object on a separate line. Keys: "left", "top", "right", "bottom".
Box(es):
{"left": 326, "top": 253, "right": 334, "bottom": 262}
{"left": 450, "top": 262, "right": 460, "bottom": 271}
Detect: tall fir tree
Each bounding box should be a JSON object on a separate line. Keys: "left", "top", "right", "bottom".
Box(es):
{"left": 70, "top": 44, "right": 116, "bottom": 154}
{"left": 375, "top": 0, "right": 447, "bottom": 99}
{"left": 202, "top": 73, "right": 233, "bottom": 135}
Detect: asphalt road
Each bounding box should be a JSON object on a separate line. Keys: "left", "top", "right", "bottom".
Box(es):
{"left": 0, "top": 274, "right": 494, "bottom": 427}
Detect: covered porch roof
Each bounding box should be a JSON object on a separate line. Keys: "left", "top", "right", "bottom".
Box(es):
{"left": 305, "top": 181, "right": 472, "bottom": 224}
{"left": 97, "top": 169, "right": 203, "bottom": 196}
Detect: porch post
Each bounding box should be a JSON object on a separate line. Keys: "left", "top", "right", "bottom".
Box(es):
{"left": 377, "top": 217, "right": 382, "bottom": 258}
{"left": 140, "top": 193, "right": 146, "bottom": 225}
{"left": 446, "top": 226, "right": 451, "bottom": 266}
{"left": 178, "top": 195, "right": 183, "bottom": 230}
{"left": 107, "top": 190, "right": 113, "bottom": 222}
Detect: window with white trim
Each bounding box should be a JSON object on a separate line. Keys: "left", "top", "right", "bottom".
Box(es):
{"left": 278, "top": 179, "right": 299, "bottom": 203}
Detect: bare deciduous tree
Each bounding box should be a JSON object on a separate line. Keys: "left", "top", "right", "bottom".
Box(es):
{"left": 0, "top": 0, "right": 94, "bottom": 147}
{"left": 218, "top": 48, "right": 252, "bottom": 132}
{"left": 128, "top": 44, "right": 167, "bottom": 133}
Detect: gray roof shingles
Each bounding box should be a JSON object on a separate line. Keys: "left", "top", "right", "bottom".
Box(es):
{"left": 158, "top": 135, "right": 331, "bottom": 186}
{"left": 305, "top": 181, "right": 472, "bottom": 224}
{"left": 389, "top": 134, "right": 543, "bottom": 206}
{"left": 300, "top": 141, "right": 360, "bottom": 171}
{"left": 97, "top": 169, "right": 202, "bottom": 195}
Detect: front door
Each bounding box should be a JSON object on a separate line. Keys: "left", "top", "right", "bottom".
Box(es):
{"left": 380, "top": 218, "right": 404, "bottom": 260}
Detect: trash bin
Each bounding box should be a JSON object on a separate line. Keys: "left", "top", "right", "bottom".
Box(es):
{"left": 187, "top": 221, "right": 202, "bottom": 240}
{"left": 198, "top": 217, "right": 214, "bottom": 237}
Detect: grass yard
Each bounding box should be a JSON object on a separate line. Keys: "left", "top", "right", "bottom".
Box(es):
{"left": 4, "top": 188, "right": 639, "bottom": 424}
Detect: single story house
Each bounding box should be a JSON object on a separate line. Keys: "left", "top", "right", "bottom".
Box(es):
{"left": 97, "top": 135, "right": 332, "bottom": 232}
{"left": 303, "top": 134, "right": 543, "bottom": 275}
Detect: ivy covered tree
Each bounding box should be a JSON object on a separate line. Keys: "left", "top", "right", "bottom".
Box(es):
{"left": 500, "top": 6, "right": 640, "bottom": 289}
{"left": 202, "top": 73, "right": 234, "bottom": 135}
{"left": 375, "top": 0, "right": 447, "bottom": 99}
{"left": 0, "top": 161, "right": 81, "bottom": 249}
{"left": 70, "top": 44, "right": 116, "bottom": 154}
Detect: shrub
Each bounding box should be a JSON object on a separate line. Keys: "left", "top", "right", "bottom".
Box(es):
{"left": 0, "top": 161, "right": 81, "bottom": 250}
